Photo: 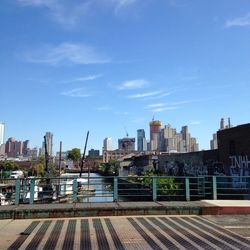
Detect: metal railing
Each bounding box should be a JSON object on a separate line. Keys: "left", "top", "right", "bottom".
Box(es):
{"left": 0, "top": 176, "right": 249, "bottom": 205}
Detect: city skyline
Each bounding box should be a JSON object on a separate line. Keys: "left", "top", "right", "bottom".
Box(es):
{"left": 1, "top": 1, "right": 250, "bottom": 152}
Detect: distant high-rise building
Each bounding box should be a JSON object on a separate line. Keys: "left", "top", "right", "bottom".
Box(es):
{"left": 149, "top": 119, "right": 162, "bottom": 141}
{"left": 88, "top": 149, "right": 100, "bottom": 158}
{"left": 42, "top": 132, "right": 53, "bottom": 156}
{"left": 22, "top": 140, "right": 30, "bottom": 157}
{"left": 103, "top": 137, "right": 112, "bottom": 151}
{"left": 210, "top": 133, "right": 218, "bottom": 150}
{"left": 118, "top": 137, "right": 135, "bottom": 151}
{"left": 28, "top": 147, "right": 38, "bottom": 160}
{"left": 181, "top": 126, "right": 190, "bottom": 152}
{"left": 137, "top": 129, "right": 147, "bottom": 151}
{"left": 149, "top": 119, "right": 162, "bottom": 151}
{"left": 0, "top": 122, "right": 5, "bottom": 145}
{"left": 220, "top": 118, "right": 225, "bottom": 130}
{"left": 0, "top": 143, "right": 5, "bottom": 156}
{"left": 210, "top": 118, "right": 232, "bottom": 150}
{"left": 5, "top": 137, "right": 23, "bottom": 158}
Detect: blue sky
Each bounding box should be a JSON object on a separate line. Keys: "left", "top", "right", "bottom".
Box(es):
{"left": 1, "top": 0, "right": 250, "bottom": 153}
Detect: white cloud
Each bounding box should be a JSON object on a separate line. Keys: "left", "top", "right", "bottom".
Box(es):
{"left": 146, "top": 103, "right": 166, "bottom": 108}
{"left": 62, "top": 74, "right": 102, "bottom": 84}
{"left": 17, "top": 0, "right": 139, "bottom": 27}
{"left": 97, "top": 105, "right": 112, "bottom": 111}
{"left": 152, "top": 106, "right": 179, "bottom": 113}
{"left": 147, "top": 92, "right": 171, "bottom": 100}
{"left": 128, "top": 91, "right": 162, "bottom": 99}
{"left": 17, "top": 0, "right": 91, "bottom": 28}
{"left": 225, "top": 13, "right": 250, "bottom": 28}
{"left": 118, "top": 79, "right": 148, "bottom": 90}
{"left": 60, "top": 88, "right": 91, "bottom": 97}
{"left": 22, "top": 43, "right": 110, "bottom": 66}
{"left": 146, "top": 99, "right": 199, "bottom": 112}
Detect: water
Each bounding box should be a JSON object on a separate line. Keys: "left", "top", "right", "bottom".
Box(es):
{"left": 78, "top": 173, "right": 114, "bottom": 202}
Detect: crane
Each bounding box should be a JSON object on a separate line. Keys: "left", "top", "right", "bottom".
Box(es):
{"left": 124, "top": 126, "right": 129, "bottom": 137}
{"left": 80, "top": 131, "right": 89, "bottom": 178}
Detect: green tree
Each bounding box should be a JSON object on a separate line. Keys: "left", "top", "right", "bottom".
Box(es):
{"left": 67, "top": 148, "right": 81, "bottom": 168}
{"left": 0, "top": 161, "right": 18, "bottom": 171}
{"left": 32, "top": 163, "right": 45, "bottom": 177}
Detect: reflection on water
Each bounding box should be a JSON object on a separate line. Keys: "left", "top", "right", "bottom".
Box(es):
{"left": 78, "top": 173, "right": 113, "bottom": 202}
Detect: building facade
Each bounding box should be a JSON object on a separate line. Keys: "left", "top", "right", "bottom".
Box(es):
{"left": 103, "top": 137, "right": 112, "bottom": 151}
{"left": 103, "top": 149, "right": 136, "bottom": 163}
{"left": 118, "top": 137, "right": 135, "bottom": 151}
{"left": 42, "top": 132, "right": 53, "bottom": 157}
{"left": 88, "top": 149, "right": 100, "bottom": 158}
{"left": 28, "top": 147, "right": 38, "bottom": 161}
{"left": 0, "top": 122, "right": 4, "bottom": 145}
{"left": 5, "top": 137, "right": 23, "bottom": 158}
{"left": 137, "top": 129, "right": 147, "bottom": 151}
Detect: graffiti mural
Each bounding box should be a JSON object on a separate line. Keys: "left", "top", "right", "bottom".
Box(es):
{"left": 163, "top": 160, "right": 225, "bottom": 176}
{"left": 230, "top": 156, "right": 250, "bottom": 173}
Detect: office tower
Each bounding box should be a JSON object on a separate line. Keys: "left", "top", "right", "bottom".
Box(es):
{"left": 28, "top": 147, "right": 38, "bottom": 160}
{"left": 5, "top": 137, "right": 23, "bottom": 158}
{"left": 190, "top": 137, "right": 199, "bottom": 152}
{"left": 88, "top": 149, "right": 100, "bottom": 158}
{"left": 149, "top": 119, "right": 162, "bottom": 140}
{"left": 210, "top": 133, "right": 218, "bottom": 150}
{"left": 181, "top": 126, "right": 190, "bottom": 152}
{"left": 0, "top": 144, "right": 5, "bottom": 156}
{"left": 149, "top": 119, "right": 162, "bottom": 151}
{"left": 103, "top": 137, "right": 112, "bottom": 151}
{"left": 137, "top": 129, "right": 147, "bottom": 151}
{"left": 22, "top": 140, "right": 30, "bottom": 157}
{"left": 0, "top": 122, "right": 4, "bottom": 145}
{"left": 118, "top": 137, "right": 135, "bottom": 151}
{"left": 42, "top": 132, "right": 53, "bottom": 157}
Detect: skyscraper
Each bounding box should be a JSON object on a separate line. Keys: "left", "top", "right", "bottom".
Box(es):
{"left": 0, "top": 122, "right": 5, "bottom": 145}
{"left": 137, "top": 129, "right": 147, "bottom": 151}
{"left": 22, "top": 140, "right": 30, "bottom": 157}
{"left": 149, "top": 119, "right": 162, "bottom": 141}
{"left": 103, "top": 137, "right": 112, "bottom": 151}
{"left": 5, "top": 137, "right": 23, "bottom": 158}
{"left": 42, "top": 132, "right": 53, "bottom": 157}
{"left": 149, "top": 119, "right": 162, "bottom": 151}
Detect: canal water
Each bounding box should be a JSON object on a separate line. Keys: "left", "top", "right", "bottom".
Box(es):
{"left": 78, "top": 172, "right": 114, "bottom": 202}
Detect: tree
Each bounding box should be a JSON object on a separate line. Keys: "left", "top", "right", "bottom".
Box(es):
{"left": 67, "top": 148, "right": 81, "bottom": 168}
{"left": 0, "top": 161, "right": 18, "bottom": 171}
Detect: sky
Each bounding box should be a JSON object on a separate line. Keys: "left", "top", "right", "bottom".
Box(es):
{"left": 1, "top": 0, "right": 250, "bottom": 153}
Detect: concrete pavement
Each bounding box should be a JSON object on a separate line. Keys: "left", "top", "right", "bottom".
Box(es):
{"left": 1, "top": 215, "right": 250, "bottom": 250}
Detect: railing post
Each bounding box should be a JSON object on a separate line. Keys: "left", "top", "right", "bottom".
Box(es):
{"left": 113, "top": 177, "right": 118, "bottom": 202}
{"left": 15, "top": 178, "right": 20, "bottom": 205}
{"left": 152, "top": 176, "right": 157, "bottom": 201}
{"left": 29, "top": 178, "right": 35, "bottom": 205}
{"left": 212, "top": 176, "right": 217, "bottom": 200}
{"left": 185, "top": 177, "right": 190, "bottom": 201}
{"left": 73, "top": 177, "right": 78, "bottom": 202}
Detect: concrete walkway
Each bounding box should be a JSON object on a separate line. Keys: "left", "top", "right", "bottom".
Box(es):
{"left": 0, "top": 200, "right": 250, "bottom": 219}
{"left": 1, "top": 215, "right": 250, "bottom": 250}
